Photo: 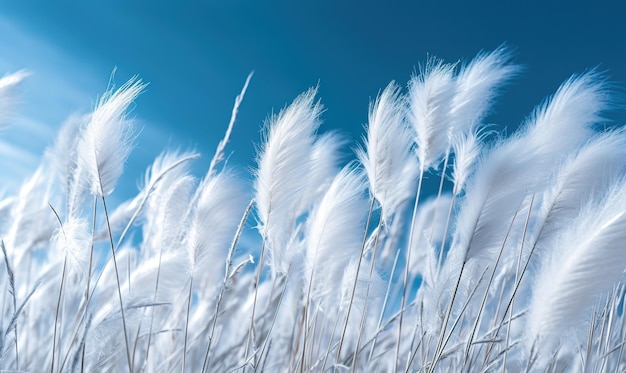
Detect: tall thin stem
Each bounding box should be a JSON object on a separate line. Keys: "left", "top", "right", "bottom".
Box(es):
{"left": 51, "top": 257, "right": 67, "bottom": 373}
{"left": 352, "top": 216, "right": 384, "bottom": 370}
{"left": 48, "top": 204, "right": 67, "bottom": 373}
{"left": 81, "top": 196, "right": 97, "bottom": 373}
{"left": 182, "top": 276, "right": 194, "bottom": 373}
{"left": 240, "top": 238, "right": 267, "bottom": 371}
{"left": 204, "top": 200, "right": 254, "bottom": 372}
{"left": 430, "top": 151, "right": 450, "bottom": 250}
{"left": 101, "top": 195, "right": 133, "bottom": 372}
{"left": 394, "top": 167, "right": 425, "bottom": 372}
{"left": 461, "top": 203, "right": 522, "bottom": 371}
{"left": 335, "top": 197, "right": 376, "bottom": 363}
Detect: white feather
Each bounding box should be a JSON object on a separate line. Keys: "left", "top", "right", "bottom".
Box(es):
{"left": 305, "top": 166, "right": 368, "bottom": 305}
{"left": 77, "top": 76, "right": 146, "bottom": 196}
{"left": 526, "top": 179, "right": 626, "bottom": 356}
{"left": 408, "top": 59, "right": 456, "bottom": 171}
{"left": 454, "top": 71, "right": 609, "bottom": 264}
{"left": 357, "top": 82, "right": 419, "bottom": 222}
{"left": 254, "top": 87, "right": 322, "bottom": 276}
{"left": 449, "top": 46, "right": 518, "bottom": 136}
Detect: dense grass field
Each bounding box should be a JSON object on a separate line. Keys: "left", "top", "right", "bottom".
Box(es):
{"left": 2, "top": 47, "right": 626, "bottom": 372}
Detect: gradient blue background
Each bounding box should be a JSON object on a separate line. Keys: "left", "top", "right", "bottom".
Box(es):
{"left": 1, "top": 1, "right": 625, "bottom": 198}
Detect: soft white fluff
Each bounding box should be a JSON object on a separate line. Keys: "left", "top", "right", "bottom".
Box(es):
{"left": 305, "top": 166, "right": 368, "bottom": 306}
{"left": 454, "top": 71, "right": 609, "bottom": 264}
{"left": 357, "top": 82, "right": 419, "bottom": 222}
{"left": 187, "top": 171, "right": 248, "bottom": 289}
{"left": 526, "top": 179, "right": 626, "bottom": 357}
{"left": 103, "top": 150, "right": 198, "bottom": 244}
{"left": 47, "top": 115, "right": 82, "bottom": 184}
{"left": 408, "top": 60, "right": 456, "bottom": 171}
{"left": 5, "top": 166, "right": 56, "bottom": 260}
{"left": 142, "top": 174, "right": 195, "bottom": 259}
{"left": 531, "top": 130, "right": 626, "bottom": 255}
{"left": 124, "top": 250, "right": 188, "bottom": 304}
{"left": 254, "top": 87, "right": 322, "bottom": 276}
{"left": 51, "top": 216, "right": 91, "bottom": 276}
{"left": 77, "top": 77, "right": 146, "bottom": 196}
{"left": 4, "top": 49, "right": 626, "bottom": 372}
{"left": 451, "top": 129, "right": 482, "bottom": 196}
{"left": 449, "top": 46, "right": 518, "bottom": 135}
{"left": 297, "top": 132, "right": 345, "bottom": 215}
{"left": 409, "top": 193, "right": 453, "bottom": 281}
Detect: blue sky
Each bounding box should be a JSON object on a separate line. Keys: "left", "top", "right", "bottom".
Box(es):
{"left": 1, "top": 1, "right": 625, "bottom": 198}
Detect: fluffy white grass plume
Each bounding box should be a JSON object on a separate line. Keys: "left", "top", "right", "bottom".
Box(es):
{"left": 409, "top": 194, "right": 452, "bottom": 280}
{"left": 451, "top": 129, "right": 482, "bottom": 196}
{"left": 254, "top": 87, "right": 322, "bottom": 276}
{"left": 449, "top": 46, "right": 518, "bottom": 135}
{"left": 526, "top": 179, "right": 626, "bottom": 360}
{"left": 101, "top": 150, "right": 197, "bottom": 243}
{"left": 408, "top": 59, "right": 456, "bottom": 171}
{"left": 51, "top": 216, "right": 90, "bottom": 276}
{"left": 305, "top": 165, "right": 368, "bottom": 306}
{"left": 46, "top": 114, "right": 84, "bottom": 212}
{"left": 0, "top": 70, "right": 29, "bottom": 130}
{"left": 140, "top": 150, "right": 199, "bottom": 198}
{"left": 298, "top": 132, "right": 345, "bottom": 213}
{"left": 187, "top": 171, "right": 248, "bottom": 286}
{"left": 77, "top": 76, "right": 146, "bottom": 196}
{"left": 124, "top": 251, "right": 188, "bottom": 304}
{"left": 142, "top": 174, "right": 195, "bottom": 258}
{"left": 3, "top": 48, "right": 626, "bottom": 372}
{"left": 5, "top": 166, "right": 56, "bottom": 258}
{"left": 357, "top": 82, "right": 418, "bottom": 222}
{"left": 454, "top": 70, "right": 610, "bottom": 264}
{"left": 530, "top": 130, "right": 626, "bottom": 255}
{"left": 340, "top": 256, "right": 382, "bottom": 310}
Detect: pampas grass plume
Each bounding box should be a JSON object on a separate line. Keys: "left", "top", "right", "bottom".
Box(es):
{"left": 77, "top": 76, "right": 146, "bottom": 197}
{"left": 3, "top": 48, "right": 626, "bottom": 373}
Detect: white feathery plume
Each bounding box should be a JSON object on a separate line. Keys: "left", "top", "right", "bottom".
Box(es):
{"left": 187, "top": 171, "right": 248, "bottom": 287}
{"left": 97, "top": 196, "right": 139, "bottom": 240}
{"left": 51, "top": 216, "right": 90, "bottom": 276}
{"left": 526, "top": 179, "right": 626, "bottom": 357}
{"left": 419, "top": 261, "right": 457, "bottom": 337}
{"left": 449, "top": 46, "right": 519, "bottom": 137}
{"left": 124, "top": 251, "right": 188, "bottom": 304}
{"left": 131, "top": 149, "right": 197, "bottom": 227}
{"left": 409, "top": 193, "right": 453, "bottom": 280}
{"left": 140, "top": 150, "right": 199, "bottom": 195}
{"left": 305, "top": 166, "right": 368, "bottom": 305}
{"left": 0, "top": 70, "right": 29, "bottom": 130}
{"left": 184, "top": 170, "right": 248, "bottom": 372}
{"left": 297, "top": 131, "right": 345, "bottom": 215}
{"left": 451, "top": 129, "right": 482, "bottom": 196}
{"left": 357, "top": 82, "right": 419, "bottom": 222}
{"left": 254, "top": 87, "right": 322, "bottom": 276}
{"left": 408, "top": 59, "right": 456, "bottom": 171}
{"left": 338, "top": 258, "right": 385, "bottom": 331}
{"left": 454, "top": 70, "right": 609, "bottom": 263}
{"left": 46, "top": 114, "right": 85, "bottom": 209}
{"left": 77, "top": 76, "right": 146, "bottom": 197}
{"left": 531, "top": 129, "right": 626, "bottom": 254}
{"left": 101, "top": 150, "right": 199, "bottom": 242}
{"left": 6, "top": 166, "right": 56, "bottom": 257}
{"left": 142, "top": 174, "right": 195, "bottom": 257}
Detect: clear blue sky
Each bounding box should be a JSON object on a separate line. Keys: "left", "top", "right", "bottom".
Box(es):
{"left": 1, "top": 1, "right": 625, "bottom": 197}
